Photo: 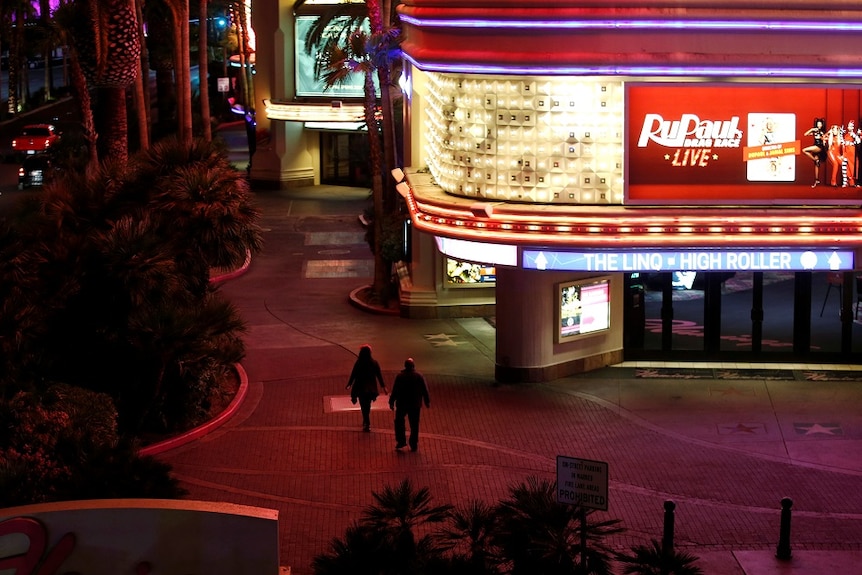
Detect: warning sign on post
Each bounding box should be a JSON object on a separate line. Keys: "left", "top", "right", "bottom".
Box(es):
{"left": 556, "top": 455, "right": 609, "bottom": 511}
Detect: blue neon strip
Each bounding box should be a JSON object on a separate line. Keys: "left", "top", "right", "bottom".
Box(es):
{"left": 402, "top": 53, "right": 862, "bottom": 78}
{"left": 400, "top": 14, "right": 862, "bottom": 32}
{"left": 521, "top": 249, "right": 855, "bottom": 272}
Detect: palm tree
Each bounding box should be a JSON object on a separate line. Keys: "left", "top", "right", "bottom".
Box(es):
{"left": 312, "top": 521, "right": 391, "bottom": 575}
{"left": 436, "top": 500, "right": 503, "bottom": 575}
{"left": 363, "top": 479, "right": 452, "bottom": 573}
{"left": 4, "top": 0, "right": 36, "bottom": 114}
{"left": 135, "top": 137, "right": 264, "bottom": 276}
{"left": 311, "top": 17, "right": 402, "bottom": 303}
{"left": 312, "top": 479, "right": 452, "bottom": 575}
{"left": 14, "top": 138, "right": 261, "bottom": 434}
{"left": 144, "top": 0, "right": 179, "bottom": 139}
{"left": 38, "top": 0, "right": 54, "bottom": 101}
{"left": 64, "top": 0, "right": 142, "bottom": 163}
{"left": 164, "top": 0, "right": 194, "bottom": 145}
{"left": 617, "top": 539, "right": 704, "bottom": 575}
{"left": 493, "top": 476, "right": 625, "bottom": 575}
{"left": 133, "top": 0, "right": 151, "bottom": 150}
{"left": 52, "top": 1, "right": 99, "bottom": 172}
{"left": 198, "top": 0, "right": 213, "bottom": 141}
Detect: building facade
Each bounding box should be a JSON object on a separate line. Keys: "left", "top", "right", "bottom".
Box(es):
{"left": 255, "top": 0, "right": 862, "bottom": 381}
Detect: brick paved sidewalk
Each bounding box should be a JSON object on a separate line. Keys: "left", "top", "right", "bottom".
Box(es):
{"left": 154, "top": 185, "right": 862, "bottom": 575}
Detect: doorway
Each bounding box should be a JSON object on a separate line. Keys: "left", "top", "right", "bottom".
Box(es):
{"left": 320, "top": 132, "right": 370, "bottom": 187}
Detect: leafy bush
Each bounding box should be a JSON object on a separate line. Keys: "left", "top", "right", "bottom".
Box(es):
{"left": 0, "top": 385, "right": 184, "bottom": 507}
{"left": 0, "top": 138, "right": 261, "bottom": 436}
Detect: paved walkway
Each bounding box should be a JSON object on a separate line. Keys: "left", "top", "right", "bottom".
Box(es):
{"left": 152, "top": 187, "right": 862, "bottom": 575}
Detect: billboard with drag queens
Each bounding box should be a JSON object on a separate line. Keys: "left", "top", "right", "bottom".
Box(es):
{"left": 626, "top": 83, "right": 862, "bottom": 205}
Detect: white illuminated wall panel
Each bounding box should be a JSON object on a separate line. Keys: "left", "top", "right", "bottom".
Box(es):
{"left": 424, "top": 73, "right": 624, "bottom": 205}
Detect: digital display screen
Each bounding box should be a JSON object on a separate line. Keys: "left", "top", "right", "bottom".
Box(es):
{"left": 557, "top": 277, "right": 611, "bottom": 342}
{"left": 445, "top": 258, "right": 496, "bottom": 285}
{"left": 626, "top": 83, "right": 862, "bottom": 205}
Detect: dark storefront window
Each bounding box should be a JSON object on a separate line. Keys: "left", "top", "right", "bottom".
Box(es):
{"left": 628, "top": 271, "right": 862, "bottom": 361}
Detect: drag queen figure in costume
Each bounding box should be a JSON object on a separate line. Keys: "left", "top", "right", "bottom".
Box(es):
{"left": 842, "top": 120, "right": 861, "bottom": 187}
{"left": 826, "top": 124, "right": 844, "bottom": 186}
{"left": 802, "top": 118, "right": 826, "bottom": 187}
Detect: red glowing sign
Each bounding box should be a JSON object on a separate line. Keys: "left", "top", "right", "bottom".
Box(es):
{"left": 626, "top": 83, "right": 862, "bottom": 205}
{"left": 0, "top": 517, "right": 75, "bottom": 575}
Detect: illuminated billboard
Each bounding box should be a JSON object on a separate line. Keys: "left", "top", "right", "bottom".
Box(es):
{"left": 626, "top": 83, "right": 862, "bottom": 205}
{"left": 446, "top": 258, "right": 496, "bottom": 285}
{"left": 295, "top": 16, "right": 378, "bottom": 98}
{"left": 556, "top": 276, "right": 611, "bottom": 343}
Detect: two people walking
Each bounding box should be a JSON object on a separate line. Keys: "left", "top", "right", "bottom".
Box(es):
{"left": 346, "top": 346, "right": 430, "bottom": 451}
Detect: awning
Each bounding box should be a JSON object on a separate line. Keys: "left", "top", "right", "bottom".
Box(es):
{"left": 263, "top": 99, "right": 365, "bottom": 123}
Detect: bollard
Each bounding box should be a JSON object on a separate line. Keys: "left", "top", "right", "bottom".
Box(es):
{"left": 775, "top": 497, "right": 793, "bottom": 560}
{"left": 662, "top": 500, "right": 676, "bottom": 560}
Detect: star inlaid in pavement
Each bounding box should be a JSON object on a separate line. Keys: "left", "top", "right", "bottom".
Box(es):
{"left": 794, "top": 423, "right": 843, "bottom": 436}
{"left": 424, "top": 333, "right": 467, "bottom": 347}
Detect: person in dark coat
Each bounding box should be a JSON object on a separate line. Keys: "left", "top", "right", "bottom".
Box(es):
{"left": 346, "top": 345, "right": 387, "bottom": 431}
{"left": 389, "top": 358, "right": 430, "bottom": 451}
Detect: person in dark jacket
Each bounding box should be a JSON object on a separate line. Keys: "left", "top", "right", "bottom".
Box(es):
{"left": 346, "top": 345, "right": 387, "bottom": 431}
{"left": 389, "top": 358, "right": 430, "bottom": 451}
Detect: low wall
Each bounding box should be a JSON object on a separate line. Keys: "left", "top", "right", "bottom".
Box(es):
{"left": 0, "top": 499, "right": 279, "bottom": 575}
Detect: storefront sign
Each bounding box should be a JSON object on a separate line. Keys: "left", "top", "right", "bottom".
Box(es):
{"left": 627, "top": 83, "right": 862, "bottom": 205}
{"left": 523, "top": 249, "right": 855, "bottom": 272}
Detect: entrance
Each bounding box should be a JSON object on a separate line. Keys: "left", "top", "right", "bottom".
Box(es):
{"left": 627, "top": 271, "right": 862, "bottom": 361}
{"left": 320, "top": 132, "right": 370, "bottom": 187}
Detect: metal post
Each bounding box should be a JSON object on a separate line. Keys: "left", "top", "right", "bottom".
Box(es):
{"left": 662, "top": 500, "right": 676, "bottom": 573}
{"left": 580, "top": 508, "right": 588, "bottom": 570}
{"left": 776, "top": 497, "right": 793, "bottom": 560}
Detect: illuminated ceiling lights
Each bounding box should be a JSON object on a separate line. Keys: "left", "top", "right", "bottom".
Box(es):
{"left": 263, "top": 99, "right": 365, "bottom": 122}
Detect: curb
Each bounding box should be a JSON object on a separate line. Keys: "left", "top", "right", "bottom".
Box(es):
{"left": 138, "top": 363, "right": 249, "bottom": 457}
{"left": 348, "top": 284, "right": 400, "bottom": 316}
{"left": 210, "top": 249, "right": 253, "bottom": 285}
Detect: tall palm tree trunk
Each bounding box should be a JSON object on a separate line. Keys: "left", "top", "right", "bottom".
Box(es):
{"left": 363, "top": 69, "right": 389, "bottom": 299}
{"left": 133, "top": 0, "right": 150, "bottom": 150}
{"left": 69, "top": 55, "right": 98, "bottom": 174}
{"left": 100, "top": 86, "right": 131, "bottom": 162}
{"left": 167, "top": 0, "right": 193, "bottom": 145}
{"left": 7, "top": 7, "right": 24, "bottom": 114}
{"left": 199, "top": 0, "right": 212, "bottom": 141}
{"left": 40, "top": 0, "right": 53, "bottom": 101}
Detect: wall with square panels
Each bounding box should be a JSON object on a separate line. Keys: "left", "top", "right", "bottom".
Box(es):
{"left": 422, "top": 72, "right": 624, "bottom": 205}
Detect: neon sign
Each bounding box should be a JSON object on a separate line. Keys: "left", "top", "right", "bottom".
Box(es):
{"left": 627, "top": 84, "right": 862, "bottom": 205}
{"left": 523, "top": 249, "right": 855, "bottom": 272}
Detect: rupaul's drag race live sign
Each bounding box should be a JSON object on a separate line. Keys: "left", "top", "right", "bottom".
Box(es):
{"left": 626, "top": 83, "right": 862, "bottom": 205}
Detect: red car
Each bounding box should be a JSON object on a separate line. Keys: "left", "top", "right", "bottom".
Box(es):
{"left": 12, "top": 124, "right": 61, "bottom": 155}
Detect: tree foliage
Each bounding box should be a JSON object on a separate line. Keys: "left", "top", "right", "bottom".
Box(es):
{"left": 0, "top": 384, "right": 186, "bottom": 507}
{"left": 312, "top": 477, "right": 704, "bottom": 575}
{"left": 0, "top": 138, "right": 262, "bottom": 436}
{"left": 617, "top": 539, "right": 704, "bottom": 575}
